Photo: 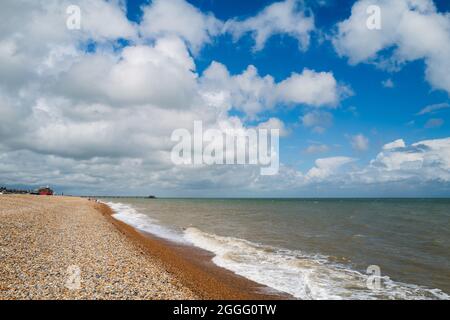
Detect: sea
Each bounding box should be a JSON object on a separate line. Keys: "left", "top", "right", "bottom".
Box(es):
{"left": 102, "top": 198, "right": 450, "bottom": 300}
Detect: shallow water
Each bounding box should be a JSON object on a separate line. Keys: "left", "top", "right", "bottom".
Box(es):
{"left": 103, "top": 198, "right": 450, "bottom": 300}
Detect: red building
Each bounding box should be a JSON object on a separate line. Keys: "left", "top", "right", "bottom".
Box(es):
{"left": 38, "top": 187, "right": 53, "bottom": 196}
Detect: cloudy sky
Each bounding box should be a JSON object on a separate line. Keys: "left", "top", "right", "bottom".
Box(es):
{"left": 0, "top": 0, "right": 449, "bottom": 197}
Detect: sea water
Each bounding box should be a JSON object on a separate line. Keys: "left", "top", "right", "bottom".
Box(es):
{"left": 103, "top": 198, "right": 450, "bottom": 300}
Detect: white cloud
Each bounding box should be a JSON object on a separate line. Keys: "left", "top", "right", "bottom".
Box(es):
{"left": 0, "top": 0, "right": 302, "bottom": 194}
{"left": 301, "top": 111, "right": 333, "bottom": 133}
{"left": 363, "top": 137, "right": 450, "bottom": 183}
{"left": 333, "top": 0, "right": 450, "bottom": 95}
{"left": 1, "top": 0, "right": 449, "bottom": 196}
{"left": 0, "top": 0, "right": 137, "bottom": 90}
{"left": 256, "top": 118, "right": 290, "bottom": 137}
{"left": 200, "top": 63, "right": 347, "bottom": 118}
{"left": 416, "top": 102, "right": 450, "bottom": 115}
{"left": 0, "top": 1, "right": 220, "bottom": 165}
{"left": 140, "top": 0, "right": 222, "bottom": 53}
{"left": 224, "top": 0, "right": 315, "bottom": 51}
{"left": 78, "top": 0, "right": 137, "bottom": 41}
{"left": 302, "top": 137, "right": 450, "bottom": 188}
{"left": 277, "top": 69, "right": 348, "bottom": 106}
{"left": 382, "top": 78, "right": 395, "bottom": 88}
{"left": 200, "top": 62, "right": 276, "bottom": 116}
{"left": 383, "top": 139, "right": 406, "bottom": 150}
{"left": 4, "top": 0, "right": 135, "bottom": 42}
{"left": 351, "top": 134, "right": 369, "bottom": 151}
{"left": 306, "top": 156, "right": 355, "bottom": 181}
{"left": 57, "top": 37, "right": 198, "bottom": 108}
{"left": 304, "top": 144, "right": 329, "bottom": 154}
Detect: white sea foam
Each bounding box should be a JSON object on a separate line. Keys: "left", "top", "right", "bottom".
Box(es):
{"left": 183, "top": 227, "right": 449, "bottom": 300}
{"left": 104, "top": 201, "right": 449, "bottom": 300}
{"left": 105, "top": 201, "right": 186, "bottom": 244}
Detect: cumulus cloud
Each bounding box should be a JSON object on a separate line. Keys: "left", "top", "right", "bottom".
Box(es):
{"left": 306, "top": 156, "right": 355, "bottom": 181}
{"left": 0, "top": 0, "right": 136, "bottom": 90}
{"left": 277, "top": 69, "right": 348, "bottom": 106}
{"left": 57, "top": 37, "right": 197, "bottom": 108}
{"left": 256, "top": 118, "right": 290, "bottom": 137}
{"left": 333, "top": 0, "right": 450, "bottom": 95}
{"left": 0, "top": 0, "right": 136, "bottom": 43}
{"left": 140, "top": 0, "right": 222, "bottom": 53}
{"left": 77, "top": 0, "right": 137, "bottom": 40}
{"left": 301, "top": 111, "right": 333, "bottom": 133}
{"left": 0, "top": 2, "right": 213, "bottom": 161}
{"left": 301, "top": 137, "right": 450, "bottom": 189}
{"left": 224, "top": 0, "right": 315, "bottom": 51}
{"left": 382, "top": 139, "right": 406, "bottom": 150}
{"left": 0, "top": 0, "right": 330, "bottom": 194}
{"left": 200, "top": 63, "right": 347, "bottom": 118}
{"left": 361, "top": 137, "right": 450, "bottom": 183}
{"left": 200, "top": 63, "right": 276, "bottom": 116}
{"left": 351, "top": 134, "right": 369, "bottom": 151}
{"left": 1, "top": 0, "right": 449, "bottom": 196}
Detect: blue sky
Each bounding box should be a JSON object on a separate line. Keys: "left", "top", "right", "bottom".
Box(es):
{"left": 1, "top": 0, "right": 450, "bottom": 196}
{"left": 123, "top": 0, "right": 450, "bottom": 174}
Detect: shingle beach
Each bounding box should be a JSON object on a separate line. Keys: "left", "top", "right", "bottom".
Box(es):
{"left": 0, "top": 195, "right": 280, "bottom": 300}
{"left": 0, "top": 195, "right": 195, "bottom": 300}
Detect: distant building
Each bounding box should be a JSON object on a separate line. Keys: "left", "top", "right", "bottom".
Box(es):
{"left": 0, "top": 186, "right": 29, "bottom": 194}
{"left": 38, "top": 187, "right": 53, "bottom": 196}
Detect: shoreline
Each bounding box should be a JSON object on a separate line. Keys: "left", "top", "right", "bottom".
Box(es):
{"left": 0, "top": 195, "right": 288, "bottom": 300}
{"left": 95, "top": 201, "right": 290, "bottom": 300}
{"left": 2, "top": 195, "right": 448, "bottom": 300}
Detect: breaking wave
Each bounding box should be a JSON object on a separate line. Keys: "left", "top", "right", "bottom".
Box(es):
{"left": 184, "top": 227, "right": 449, "bottom": 300}
{"left": 106, "top": 201, "right": 187, "bottom": 244}
{"left": 106, "top": 201, "right": 449, "bottom": 300}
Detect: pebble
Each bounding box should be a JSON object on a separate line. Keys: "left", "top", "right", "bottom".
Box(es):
{"left": 0, "top": 195, "right": 197, "bottom": 300}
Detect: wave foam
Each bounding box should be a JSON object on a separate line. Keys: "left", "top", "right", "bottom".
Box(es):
{"left": 103, "top": 201, "right": 448, "bottom": 300}
{"left": 105, "top": 201, "right": 187, "bottom": 244}
{"left": 184, "top": 227, "right": 449, "bottom": 300}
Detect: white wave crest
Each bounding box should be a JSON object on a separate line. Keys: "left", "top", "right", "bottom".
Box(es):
{"left": 183, "top": 227, "right": 449, "bottom": 300}
{"left": 105, "top": 201, "right": 187, "bottom": 244}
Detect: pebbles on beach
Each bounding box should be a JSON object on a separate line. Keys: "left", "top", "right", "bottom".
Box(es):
{"left": 0, "top": 195, "right": 197, "bottom": 300}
